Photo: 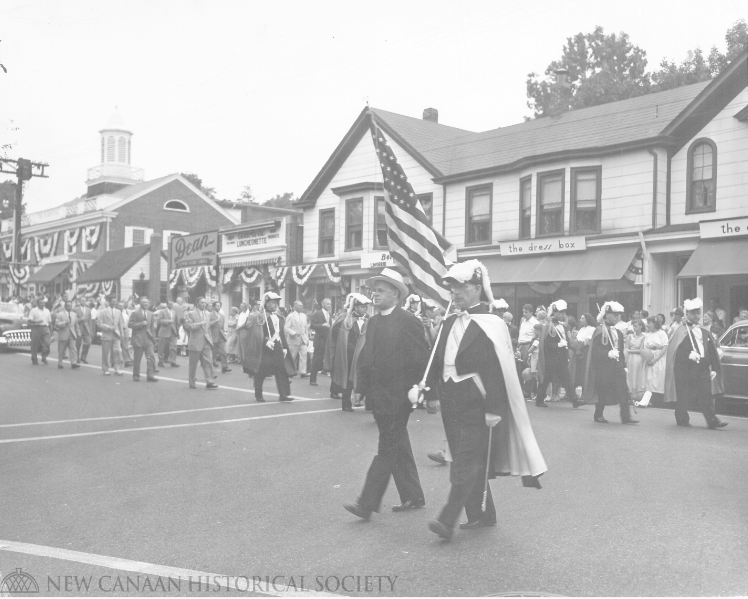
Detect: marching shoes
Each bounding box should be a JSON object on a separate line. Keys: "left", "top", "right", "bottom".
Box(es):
{"left": 344, "top": 503, "right": 372, "bottom": 521}
{"left": 427, "top": 520, "right": 453, "bottom": 541}
{"left": 708, "top": 421, "right": 728, "bottom": 429}
{"left": 459, "top": 519, "right": 497, "bottom": 530}
{"left": 594, "top": 416, "right": 609, "bottom": 423}
{"left": 392, "top": 499, "right": 425, "bottom": 512}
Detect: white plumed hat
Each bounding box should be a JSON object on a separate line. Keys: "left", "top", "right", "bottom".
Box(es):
{"left": 442, "top": 259, "right": 494, "bottom": 303}
{"left": 491, "top": 298, "right": 509, "bottom": 310}
{"left": 549, "top": 299, "right": 568, "bottom": 313}
{"left": 684, "top": 297, "right": 703, "bottom": 312}
{"left": 345, "top": 292, "right": 372, "bottom": 310}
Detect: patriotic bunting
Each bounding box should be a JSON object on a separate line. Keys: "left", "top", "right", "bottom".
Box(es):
{"left": 292, "top": 264, "right": 316, "bottom": 286}
{"left": 239, "top": 267, "right": 261, "bottom": 285}
{"left": 9, "top": 264, "right": 30, "bottom": 285}
{"left": 1, "top": 241, "right": 12, "bottom": 262}
{"left": 64, "top": 228, "right": 81, "bottom": 254}
{"left": 624, "top": 249, "right": 644, "bottom": 285}
{"left": 272, "top": 266, "right": 289, "bottom": 289}
{"left": 35, "top": 232, "right": 60, "bottom": 260}
{"left": 323, "top": 262, "right": 341, "bottom": 284}
{"left": 83, "top": 224, "right": 102, "bottom": 251}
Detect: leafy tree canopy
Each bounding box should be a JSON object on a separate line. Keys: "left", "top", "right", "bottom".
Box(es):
{"left": 263, "top": 192, "right": 295, "bottom": 208}
{"left": 180, "top": 172, "right": 217, "bottom": 199}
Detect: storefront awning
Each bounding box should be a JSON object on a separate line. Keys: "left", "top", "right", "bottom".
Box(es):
{"left": 220, "top": 257, "right": 279, "bottom": 269}
{"left": 27, "top": 261, "right": 71, "bottom": 284}
{"left": 76, "top": 245, "right": 150, "bottom": 284}
{"left": 678, "top": 238, "right": 748, "bottom": 277}
{"left": 485, "top": 245, "right": 639, "bottom": 284}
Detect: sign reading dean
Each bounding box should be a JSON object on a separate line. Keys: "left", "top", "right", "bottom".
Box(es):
{"left": 170, "top": 231, "right": 218, "bottom": 270}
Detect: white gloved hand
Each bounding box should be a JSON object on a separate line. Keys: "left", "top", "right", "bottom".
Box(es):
{"left": 485, "top": 413, "right": 502, "bottom": 427}
{"left": 710, "top": 370, "right": 717, "bottom": 381}
{"left": 408, "top": 385, "right": 424, "bottom": 405}
{"left": 558, "top": 339, "right": 568, "bottom": 348}
{"left": 608, "top": 349, "right": 619, "bottom": 360}
{"left": 689, "top": 351, "right": 701, "bottom": 363}
{"left": 266, "top": 339, "right": 276, "bottom": 350}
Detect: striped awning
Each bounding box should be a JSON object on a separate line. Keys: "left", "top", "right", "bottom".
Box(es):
{"left": 220, "top": 257, "right": 280, "bottom": 269}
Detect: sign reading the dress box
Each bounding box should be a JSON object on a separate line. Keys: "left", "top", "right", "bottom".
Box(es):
{"left": 170, "top": 231, "right": 218, "bottom": 270}
{"left": 222, "top": 224, "right": 282, "bottom": 254}
{"left": 360, "top": 252, "right": 396, "bottom": 269}
{"left": 499, "top": 235, "right": 586, "bottom": 257}
{"left": 700, "top": 217, "right": 748, "bottom": 239}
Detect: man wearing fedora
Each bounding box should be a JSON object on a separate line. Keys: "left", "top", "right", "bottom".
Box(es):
{"left": 344, "top": 268, "right": 429, "bottom": 520}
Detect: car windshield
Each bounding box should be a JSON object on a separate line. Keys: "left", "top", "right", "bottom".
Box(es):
{"left": 0, "top": 303, "right": 21, "bottom": 314}
{"left": 722, "top": 325, "right": 748, "bottom": 348}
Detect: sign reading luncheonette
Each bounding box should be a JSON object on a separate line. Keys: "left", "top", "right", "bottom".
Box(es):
{"left": 360, "top": 251, "right": 396, "bottom": 269}
{"left": 499, "top": 235, "right": 586, "bottom": 257}
{"left": 222, "top": 221, "right": 282, "bottom": 254}
{"left": 700, "top": 217, "right": 748, "bottom": 239}
{"left": 170, "top": 231, "right": 218, "bottom": 270}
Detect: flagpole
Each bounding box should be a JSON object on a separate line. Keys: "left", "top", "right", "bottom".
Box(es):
{"left": 410, "top": 299, "right": 453, "bottom": 408}
{"left": 482, "top": 425, "right": 493, "bottom": 511}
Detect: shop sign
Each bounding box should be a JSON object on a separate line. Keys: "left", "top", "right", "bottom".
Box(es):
{"left": 222, "top": 222, "right": 282, "bottom": 254}
{"left": 700, "top": 217, "right": 748, "bottom": 239}
{"left": 360, "top": 251, "right": 396, "bottom": 269}
{"left": 499, "top": 235, "right": 586, "bottom": 257}
{"left": 170, "top": 231, "right": 218, "bottom": 270}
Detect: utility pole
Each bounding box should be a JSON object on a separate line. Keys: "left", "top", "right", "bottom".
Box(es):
{"left": 0, "top": 158, "right": 49, "bottom": 293}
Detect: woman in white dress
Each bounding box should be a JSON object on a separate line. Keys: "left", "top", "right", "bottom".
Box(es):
{"left": 643, "top": 316, "right": 669, "bottom": 404}
{"left": 625, "top": 319, "right": 646, "bottom": 403}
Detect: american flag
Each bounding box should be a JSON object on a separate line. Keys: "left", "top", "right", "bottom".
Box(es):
{"left": 370, "top": 114, "right": 453, "bottom": 305}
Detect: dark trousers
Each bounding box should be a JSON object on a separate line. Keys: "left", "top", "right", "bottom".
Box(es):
{"left": 309, "top": 342, "right": 325, "bottom": 383}
{"left": 674, "top": 368, "right": 719, "bottom": 426}
{"left": 536, "top": 352, "right": 573, "bottom": 405}
{"left": 358, "top": 410, "right": 424, "bottom": 512}
{"left": 30, "top": 326, "right": 51, "bottom": 363}
{"left": 438, "top": 379, "right": 497, "bottom": 528}
{"left": 158, "top": 336, "right": 177, "bottom": 364}
{"left": 213, "top": 339, "right": 227, "bottom": 369}
{"left": 593, "top": 392, "right": 632, "bottom": 422}
{"left": 254, "top": 353, "right": 291, "bottom": 399}
{"left": 341, "top": 387, "right": 353, "bottom": 410}
{"left": 132, "top": 341, "right": 156, "bottom": 380}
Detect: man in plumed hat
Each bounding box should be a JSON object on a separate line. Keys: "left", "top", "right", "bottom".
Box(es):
{"left": 582, "top": 302, "right": 638, "bottom": 424}
{"left": 326, "top": 292, "right": 371, "bottom": 411}
{"left": 664, "top": 298, "right": 727, "bottom": 429}
{"left": 243, "top": 291, "right": 293, "bottom": 402}
{"left": 344, "top": 268, "right": 429, "bottom": 520}
{"left": 421, "top": 260, "right": 547, "bottom": 541}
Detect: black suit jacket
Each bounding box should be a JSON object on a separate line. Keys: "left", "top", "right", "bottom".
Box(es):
{"left": 310, "top": 309, "right": 331, "bottom": 349}
{"left": 425, "top": 304, "right": 508, "bottom": 416}
{"left": 356, "top": 307, "right": 429, "bottom": 415}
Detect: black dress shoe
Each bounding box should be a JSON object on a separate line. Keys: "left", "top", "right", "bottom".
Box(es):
{"left": 170, "top": 363, "right": 180, "bottom": 367}
{"left": 133, "top": 377, "right": 141, "bottom": 382}
{"left": 594, "top": 416, "right": 609, "bottom": 423}
{"left": 279, "top": 396, "right": 293, "bottom": 402}
{"left": 309, "top": 382, "right": 318, "bottom": 386}
{"left": 708, "top": 421, "right": 728, "bottom": 429}
{"left": 189, "top": 384, "right": 197, "bottom": 389}
{"left": 146, "top": 377, "right": 159, "bottom": 382}
{"left": 572, "top": 400, "right": 585, "bottom": 408}
{"left": 677, "top": 422, "right": 692, "bottom": 427}
{"left": 71, "top": 364, "right": 81, "bottom": 369}
{"left": 459, "top": 519, "right": 497, "bottom": 530}
{"left": 222, "top": 368, "right": 232, "bottom": 373}
{"left": 427, "top": 452, "right": 447, "bottom": 465}
{"left": 255, "top": 397, "right": 266, "bottom": 402}
{"left": 392, "top": 499, "right": 425, "bottom": 512}
{"left": 344, "top": 503, "right": 371, "bottom": 520}
{"left": 427, "top": 520, "right": 453, "bottom": 541}
{"left": 330, "top": 393, "right": 341, "bottom": 399}
{"left": 342, "top": 407, "right": 354, "bottom": 412}
{"left": 535, "top": 402, "right": 548, "bottom": 408}
{"left": 206, "top": 382, "right": 218, "bottom": 390}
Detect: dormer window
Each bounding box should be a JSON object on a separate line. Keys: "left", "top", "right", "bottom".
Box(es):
{"left": 164, "top": 200, "right": 189, "bottom": 212}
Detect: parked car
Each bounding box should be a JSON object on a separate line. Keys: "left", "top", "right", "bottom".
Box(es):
{"left": 0, "top": 302, "right": 29, "bottom": 334}
{"left": 718, "top": 320, "right": 748, "bottom": 401}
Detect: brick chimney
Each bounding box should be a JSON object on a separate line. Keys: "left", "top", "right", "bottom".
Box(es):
{"left": 422, "top": 108, "right": 439, "bottom": 123}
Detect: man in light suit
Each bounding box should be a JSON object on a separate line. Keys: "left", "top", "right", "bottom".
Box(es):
{"left": 55, "top": 300, "right": 81, "bottom": 370}
{"left": 156, "top": 300, "right": 180, "bottom": 368}
{"left": 74, "top": 298, "right": 93, "bottom": 364}
{"left": 210, "top": 301, "right": 230, "bottom": 374}
{"left": 285, "top": 300, "right": 310, "bottom": 377}
{"left": 97, "top": 295, "right": 125, "bottom": 376}
{"left": 309, "top": 297, "right": 332, "bottom": 385}
{"left": 184, "top": 297, "right": 218, "bottom": 390}
{"left": 128, "top": 296, "right": 158, "bottom": 382}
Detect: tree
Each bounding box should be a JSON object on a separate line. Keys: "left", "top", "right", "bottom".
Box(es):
{"left": 263, "top": 192, "right": 295, "bottom": 209}
{"left": 180, "top": 172, "right": 217, "bottom": 199}
{"left": 237, "top": 185, "right": 257, "bottom": 204}
{"left": 526, "top": 26, "right": 650, "bottom": 118}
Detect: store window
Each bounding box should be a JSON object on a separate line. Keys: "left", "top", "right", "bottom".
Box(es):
{"left": 466, "top": 185, "right": 491, "bottom": 245}
{"left": 374, "top": 196, "right": 388, "bottom": 249}
{"left": 571, "top": 167, "right": 601, "bottom": 233}
{"left": 417, "top": 193, "right": 433, "bottom": 226}
{"left": 687, "top": 139, "right": 717, "bottom": 214}
{"left": 345, "top": 198, "right": 364, "bottom": 251}
{"left": 318, "top": 208, "right": 335, "bottom": 257}
{"left": 537, "top": 170, "right": 564, "bottom": 236}
{"left": 519, "top": 175, "right": 532, "bottom": 239}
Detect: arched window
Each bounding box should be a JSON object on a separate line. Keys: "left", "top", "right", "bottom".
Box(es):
{"left": 686, "top": 138, "right": 717, "bottom": 213}
{"left": 164, "top": 200, "right": 189, "bottom": 212}
{"left": 118, "top": 137, "right": 127, "bottom": 163}
{"left": 106, "top": 136, "right": 115, "bottom": 162}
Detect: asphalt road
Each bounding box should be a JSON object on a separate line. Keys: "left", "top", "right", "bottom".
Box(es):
{"left": 1, "top": 345, "right": 747, "bottom": 597}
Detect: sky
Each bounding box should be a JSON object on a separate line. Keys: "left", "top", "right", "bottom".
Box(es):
{"left": 0, "top": 0, "right": 745, "bottom": 213}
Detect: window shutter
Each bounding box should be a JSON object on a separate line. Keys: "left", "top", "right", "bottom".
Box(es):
{"left": 125, "top": 227, "right": 133, "bottom": 248}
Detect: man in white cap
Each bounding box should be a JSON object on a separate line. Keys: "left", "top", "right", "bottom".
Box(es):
{"left": 326, "top": 293, "right": 371, "bottom": 411}
{"left": 535, "top": 300, "right": 583, "bottom": 408}
{"left": 664, "top": 298, "right": 726, "bottom": 429}
{"left": 344, "top": 268, "right": 429, "bottom": 520}
{"left": 582, "top": 302, "right": 638, "bottom": 424}
{"left": 422, "top": 260, "right": 547, "bottom": 541}
{"left": 245, "top": 291, "right": 293, "bottom": 402}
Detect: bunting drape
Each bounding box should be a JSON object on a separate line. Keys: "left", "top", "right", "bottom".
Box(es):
{"left": 291, "top": 264, "right": 316, "bottom": 286}
{"left": 64, "top": 228, "right": 81, "bottom": 254}
{"left": 34, "top": 232, "right": 60, "bottom": 260}
{"left": 9, "top": 264, "right": 30, "bottom": 286}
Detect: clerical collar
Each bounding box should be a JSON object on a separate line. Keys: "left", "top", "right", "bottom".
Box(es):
{"left": 379, "top": 305, "right": 396, "bottom": 316}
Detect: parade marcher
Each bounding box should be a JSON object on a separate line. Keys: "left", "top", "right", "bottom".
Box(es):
{"left": 641, "top": 316, "right": 668, "bottom": 406}
{"left": 285, "top": 300, "right": 310, "bottom": 378}
{"left": 226, "top": 306, "right": 239, "bottom": 364}
{"left": 664, "top": 298, "right": 726, "bottom": 429}
{"left": 419, "top": 260, "right": 546, "bottom": 541}
{"left": 97, "top": 295, "right": 125, "bottom": 376}
{"left": 490, "top": 298, "right": 509, "bottom": 317}
{"left": 184, "top": 297, "right": 218, "bottom": 390}
{"left": 243, "top": 291, "right": 293, "bottom": 402}
{"left": 582, "top": 302, "right": 639, "bottom": 424}
{"left": 535, "top": 300, "right": 583, "bottom": 408}
{"left": 326, "top": 293, "right": 371, "bottom": 411}
{"left": 210, "top": 301, "right": 230, "bottom": 374}
{"left": 309, "top": 298, "right": 332, "bottom": 386}
{"left": 517, "top": 304, "right": 538, "bottom": 398}
{"left": 344, "top": 268, "right": 429, "bottom": 520}
{"left": 74, "top": 298, "right": 93, "bottom": 364}
{"left": 156, "top": 300, "right": 180, "bottom": 368}
{"left": 28, "top": 296, "right": 52, "bottom": 365}
{"left": 55, "top": 300, "right": 81, "bottom": 370}
{"left": 174, "top": 296, "right": 189, "bottom": 357}
{"left": 128, "top": 296, "right": 158, "bottom": 383}
{"left": 117, "top": 300, "right": 133, "bottom": 367}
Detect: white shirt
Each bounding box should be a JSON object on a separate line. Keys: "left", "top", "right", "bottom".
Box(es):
{"left": 29, "top": 307, "right": 51, "bottom": 326}
{"left": 518, "top": 316, "right": 538, "bottom": 344}
{"left": 378, "top": 305, "right": 396, "bottom": 316}
{"left": 322, "top": 309, "right": 330, "bottom": 324}
{"left": 442, "top": 305, "right": 481, "bottom": 382}
{"left": 688, "top": 324, "right": 705, "bottom": 357}
{"left": 237, "top": 311, "right": 248, "bottom": 328}
{"left": 269, "top": 313, "right": 280, "bottom": 342}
